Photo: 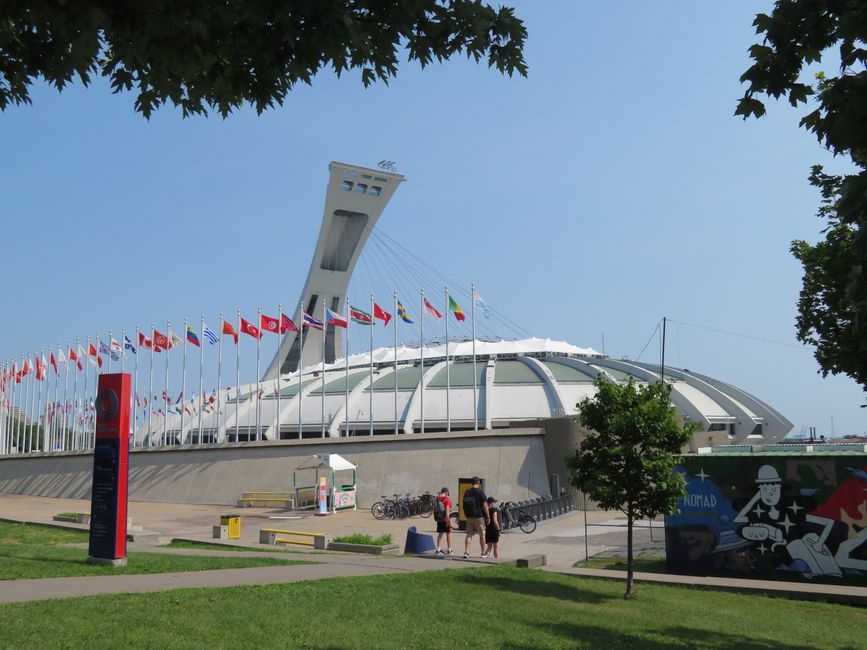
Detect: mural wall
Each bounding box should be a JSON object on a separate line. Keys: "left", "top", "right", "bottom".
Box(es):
{"left": 666, "top": 454, "right": 867, "bottom": 584}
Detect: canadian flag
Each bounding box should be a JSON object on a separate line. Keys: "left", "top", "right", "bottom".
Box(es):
{"left": 260, "top": 313, "right": 280, "bottom": 334}
{"left": 240, "top": 317, "right": 262, "bottom": 339}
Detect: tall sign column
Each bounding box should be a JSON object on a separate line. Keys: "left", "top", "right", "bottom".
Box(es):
{"left": 87, "top": 373, "right": 131, "bottom": 566}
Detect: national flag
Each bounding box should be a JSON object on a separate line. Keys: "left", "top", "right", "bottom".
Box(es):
{"left": 448, "top": 295, "right": 466, "bottom": 321}
{"left": 202, "top": 324, "right": 218, "bottom": 345}
{"left": 57, "top": 349, "right": 67, "bottom": 366}
{"left": 186, "top": 324, "right": 201, "bottom": 347}
{"left": 325, "top": 308, "right": 348, "bottom": 328}
{"left": 175, "top": 391, "right": 184, "bottom": 404}
{"left": 169, "top": 330, "right": 182, "bottom": 348}
{"left": 349, "top": 306, "right": 373, "bottom": 325}
{"left": 152, "top": 330, "right": 169, "bottom": 351}
{"left": 472, "top": 289, "right": 491, "bottom": 319}
{"left": 70, "top": 346, "right": 83, "bottom": 371}
{"left": 88, "top": 342, "right": 103, "bottom": 367}
{"left": 397, "top": 301, "right": 414, "bottom": 324}
{"left": 138, "top": 332, "right": 153, "bottom": 350}
{"left": 373, "top": 303, "right": 392, "bottom": 326}
{"left": 423, "top": 298, "right": 442, "bottom": 319}
{"left": 280, "top": 314, "right": 298, "bottom": 333}
{"left": 240, "top": 317, "right": 262, "bottom": 339}
{"left": 100, "top": 340, "right": 119, "bottom": 362}
{"left": 124, "top": 336, "right": 136, "bottom": 354}
{"left": 260, "top": 313, "right": 281, "bottom": 334}
{"left": 111, "top": 338, "right": 122, "bottom": 354}
{"left": 162, "top": 389, "right": 170, "bottom": 403}
{"left": 35, "top": 355, "right": 45, "bottom": 380}
{"left": 22, "top": 357, "right": 31, "bottom": 376}
{"left": 303, "top": 312, "right": 324, "bottom": 331}
{"left": 49, "top": 351, "right": 58, "bottom": 375}
{"left": 222, "top": 321, "right": 239, "bottom": 343}
{"left": 135, "top": 393, "right": 141, "bottom": 407}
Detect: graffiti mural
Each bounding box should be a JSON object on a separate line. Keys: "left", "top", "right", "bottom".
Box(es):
{"left": 665, "top": 454, "right": 867, "bottom": 584}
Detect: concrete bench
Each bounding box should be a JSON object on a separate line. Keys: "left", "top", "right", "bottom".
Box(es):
{"left": 237, "top": 493, "right": 295, "bottom": 508}
{"left": 516, "top": 554, "right": 547, "bottom": 568}
{"left": 259, "top": 528, "right": 328, "bottom": 550}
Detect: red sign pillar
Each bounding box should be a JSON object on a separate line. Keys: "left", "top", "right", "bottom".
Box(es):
{"left": 87, "top": 373, "right": 131, "bottom": 566}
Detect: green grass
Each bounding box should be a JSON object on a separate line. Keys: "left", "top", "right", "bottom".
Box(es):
{"left": 332, "top": 532, "right": 393, "bottom": 545}
{"left": 164, "top": 539, "right": 288, "bottom": 553}
{"left": 1, "top": 566, "right": 864, "bottom": 649}
{"left": 0, "top": 521, "right": 309, "bottom": 580}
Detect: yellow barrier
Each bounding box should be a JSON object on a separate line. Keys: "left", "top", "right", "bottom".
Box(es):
{"left": 259, "top": 528, "right": 327, "bottom": 549}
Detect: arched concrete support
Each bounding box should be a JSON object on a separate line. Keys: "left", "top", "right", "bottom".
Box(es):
{"left": 519, "top": 357, "right": 568, "bottom": 417}
{"left": 402, "top": 360, "right": 449, "bottom": 433}
{"left": 327, "top": 369, "right": 385, "bottom": 437}
{"left": 553, "top": 356, "right": 618, "bottom": 382}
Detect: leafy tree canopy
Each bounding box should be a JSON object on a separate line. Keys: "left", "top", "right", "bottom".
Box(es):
{"left": 0, "top": 0, "right": 527, "bottom": 118}
{"left": 736, "top": 1, "right": 867, "bottom": 399}
{"left": 566, "top": 378, "right": 697, "bottom": 598}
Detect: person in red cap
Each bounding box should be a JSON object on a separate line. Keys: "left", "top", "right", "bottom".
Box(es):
{"left": 434, "top": 487, "right": 454, "bottom": 556}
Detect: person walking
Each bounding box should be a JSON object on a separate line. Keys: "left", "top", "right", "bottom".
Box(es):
{"left": 483, "top": 496, "right": 501, "bottom": 559}
{"left": 462, "top": 476, "right": 489, "bottom": 559}
{"left": 434, "top": 487, "right": 454, "bottom": 556}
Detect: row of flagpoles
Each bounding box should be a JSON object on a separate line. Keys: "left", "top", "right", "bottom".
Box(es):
{"left": 0, "top": 285, "right": 490, "bottom": 455}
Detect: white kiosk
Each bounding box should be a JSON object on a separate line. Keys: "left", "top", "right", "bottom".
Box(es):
{"left": 292, "top": 453, "right": 357, "bottom": 514}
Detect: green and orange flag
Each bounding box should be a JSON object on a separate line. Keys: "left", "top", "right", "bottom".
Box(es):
{"left": 448, "top": 295, "right": 466, "bottom": 321}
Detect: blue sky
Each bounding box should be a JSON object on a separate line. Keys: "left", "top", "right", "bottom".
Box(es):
{"left": 1, "top": 2, "right": 863, "bottom": 436}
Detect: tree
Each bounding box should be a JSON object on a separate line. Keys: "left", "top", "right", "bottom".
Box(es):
{"left": 0, "top": 1, "right": 527, "bottom": 119}
{"left": 566, "top": 378, "right": 696, "bottom": 599}
{"left": 736, "top": 1, "right": 867, "bottom": 402}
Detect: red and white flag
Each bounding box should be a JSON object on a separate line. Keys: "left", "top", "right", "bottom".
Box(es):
{"left": 222, "top": 321, "right": 239, "bottom": 343}
{"left": 88, "top": 342, "right": 103, "bottom": 367}
{"left": 325, "top": 308, "right": 348, "bottom": 328}
{"left": 373, "top": 303, "right": 392, "bottom": 326}
{"left": 280, "top": 314, "right": 299, "bottom": 333}
{"left": 70, "top": 346, "right": 84, "bottom": 371}
{"left": 423, "top": 298, "right": 442, "bottom": 319}
{"left": 240, "top": 317, "right": 262, "bottom": 339}
{"left": 35, "top": 355, "right": 44, "bottom": 380}
{"left": 138, "top": 332, "right": 154, "bottom": 350}
{"left": 260, "top": 313, "right": 280, "bottom": 334}
{"left": 49, "top": 351, "right": 58, "bottom": 376}
{"left": 152, "top": 330, "right": 169, "bottom": 351}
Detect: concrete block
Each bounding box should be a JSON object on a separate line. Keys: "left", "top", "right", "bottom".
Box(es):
{"left": 213, "top": 525, "right": 229, "bottom": 540}
{"left": 259, "top": 529, "right": 278, "bottom": 545}
{"left": 516, "top": 554, "right": 546, "bottom": 568}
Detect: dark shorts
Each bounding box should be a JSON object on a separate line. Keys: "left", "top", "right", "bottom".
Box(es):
{"left": 486, "top": 527, "right": 500, "bottom": 543}
{"left": 436, "top": 520, "right": 451, "bottom": 533}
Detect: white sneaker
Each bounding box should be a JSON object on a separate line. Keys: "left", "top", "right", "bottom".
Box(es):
{"left": 481, "top": 553, "right": 491, "bottom": 558}
{"left": 447, "top": 549, "right": 455, "bottom": 556}
{"left": 463, "top": 552, "right": 469, "bottom": 559}
{"left": 436, "top": 548, "right": 444, "bottom": 555}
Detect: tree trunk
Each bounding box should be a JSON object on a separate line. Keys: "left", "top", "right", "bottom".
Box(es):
{"left": 625, "top": 509, "right": 636, "bottom": 600}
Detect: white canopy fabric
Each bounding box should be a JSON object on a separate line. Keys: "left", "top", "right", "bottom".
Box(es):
{"left": 293, "top": 453, "right": 356, "bottom": 472}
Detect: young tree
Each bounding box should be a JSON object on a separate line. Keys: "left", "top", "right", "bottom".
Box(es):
{"left": 566, "top": 377, "right": 696, "bottom": 599}
{"left": 0, "top": 1, "right": 527, "bottom": 118}
{"left": 736, "top": 1, "right": 867, "bottom": 402}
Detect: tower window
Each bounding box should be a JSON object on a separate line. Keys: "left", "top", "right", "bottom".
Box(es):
{"left": 369, "top": 186, "right": 382, "bottom": 197}
{"left": 355, "top": 183, "right": 368, "bottom": 194}
{"left": 341, "top": 181, "right": 353, "bottom": 192}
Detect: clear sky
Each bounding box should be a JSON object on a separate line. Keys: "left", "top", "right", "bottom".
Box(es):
{"left": 1, "top": 2, "right": 863, "bottom": 437}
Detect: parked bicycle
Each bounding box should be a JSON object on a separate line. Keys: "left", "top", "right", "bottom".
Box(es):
{"left": 502, "top": 501, "right": 537, "bottom": 534}
{"left": 370, "top": 494, "right": 410, "bottom": 520}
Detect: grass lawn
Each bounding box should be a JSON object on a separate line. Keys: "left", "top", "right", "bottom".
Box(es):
{"left": 0, "top": 521, "right": 309, "bottom": 580}
{"left": 2, "top": 566, "right": 865, "bottom": 649}
{"left": 164, "top": 539, "right": 289, "bottom": 553}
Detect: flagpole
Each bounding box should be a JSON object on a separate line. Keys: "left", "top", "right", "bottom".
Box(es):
{"left": 72, "top": 343, "right": 80, "bottom": 449}
{"left": 61, "top": 343, "right": 69, "bottom": 450}
{"left": 344, "top": 313, "right": 349, "bottom": 437}
{"left": 256, "top": 306, "right": 262, "bottom": 442}
{"left": 471, "top": 283, "right": 478, "bottom": 431}
{"left": 164, "top": 320, "right": 170, "bottom": 446}
{"left": 298, "top": 301, "right": 303, "bottom": 439}
{"left": 148, "top": 325, "right": 154, "bottom": 445}
{"left": 235, "top": 310, "right": 241, "bottom": 442}
{"left": 198, "top": 315, "right": 205, "bottom": 444}
{"left": 180, "top": 319, "right": 188, "bottom": 444}
{"left": 22, "top": 353, "right": 30, "bottom": 452}
{"left": 107, "top": 330, "right": 112, "bottom": 374}
{"left": 444, "top": 287, "right": 451, "bottom": 433}
{"left": 420, "top": 289, "right": 425, "bottom": 435}
{"left": 369, "top": 294, "right": 374, "bottom": 436}
{"left": 132, "top": 327, "right": 139, "bottom": 446}
{"left": 393, "top": 291, "right": 398, "bottom": 436}
{"left": 36, "top": 348, "right": 44, "bottom": 451}
{"left": 20, "top": 354, "right": 27, "bottom": 452}
{"left": 217, "top": 313, "right": 224, "bottom": 442}
{"left": 52, "top": 344, "right": 60, "bottom": 450}
{"left": 276, "top": 304, "right": 282, "bottom": 441}
{"left": 321, "top": 299, "right": 326, "bottom": 438}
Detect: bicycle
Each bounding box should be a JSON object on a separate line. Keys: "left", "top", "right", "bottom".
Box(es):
{"left": 370, "top": 494, "right": 410, "bottom": 520}
{"left": 502, "top": 501, "right": 537, "bottom": 534}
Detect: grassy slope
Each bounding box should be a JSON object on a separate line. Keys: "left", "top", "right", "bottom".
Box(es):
{"left": 1, "top": 566, "right": 864, "bottom": 649}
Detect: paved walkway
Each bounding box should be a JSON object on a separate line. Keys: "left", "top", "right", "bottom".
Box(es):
{"left": 2, "top": 494, "right": 866, "bottom": 606}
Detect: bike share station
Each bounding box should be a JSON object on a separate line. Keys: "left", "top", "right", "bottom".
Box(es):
{"left": 292, "top": 453, "right": 357, "bottom": 515}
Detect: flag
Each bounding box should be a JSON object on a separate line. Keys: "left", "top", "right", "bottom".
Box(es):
{"left": 280, "top": 314, "right": 298, "bottom": 333}
{"left": 303, "top": 312, "right": 324, "bottom": 331}
{"left": 100, "top": 340, "right": 119, "bottom": 361}
{"left": 472, "top": 289, "right": 491, "bottom": 319}
{"left": 35, "top": 355, "right": 44, "bottom": 380}
{"left": 111, "top": 338, "right": 122, "bottom": 354}
{"left": 88, "top": 342, "right": 103, "bottom": 367}
{"left": 349, "top": 306, "right": 373, "bottom": 325}
{"left": 260, "top": 313, "right": 280, "bottom": 334}
{"left": 152, "top": 330, "right": 169, "bottom": 351}
{"left": 186, "top": 324, "right": 201, "bottom": 347}
{"left": 138, "top": 332, "right": 153, "bottom": 350}
{"left": 98, "top": 341, "right": 110, "bottom": 356}
{"left": 124, "top": 336, "right": 136, "bottom": 354}
{"left": 240, "top": 317, "right": 262, "bottom": 339}
{"left": 423, "top": 298, "right": 442, "bottom": 319}
{"left": 162, "top": 389, "right": 170, "bottom": 403}
{"left": 135, "top": 393, "right": 141, "bottom": 407}
{"left": 57, "top": 349, "right": 67, "bottom": 365}
{"left": 175, "top": 391, "right": 184, "bottom": 404}
{"left": 373, "top": 303, "right": 392, "bottom": 326}
{"left": 21, "top": 358, "right": 30, "bottom": 377}
{"left": 326, "top": 308, "right": 348, "bottom": 328}
{"left": 397, "top": 301, "right": 414, "bottom": 324}
{"left": 222, "top": 321, "right": 239, "bottom": 343}
{"left": 169, "top": 330, "right": 182, "bottom": 348}
{"left": 70, "top": 346, "right": 83, "bottom": 371}
{"left": 448, "top": 295, "right": 466, "bottom": 321}
{"left": 49, "top": 351, "right": 58, "bottom": 375}
{"left": 202, "top": 324, "right": 218, "bottom": 345}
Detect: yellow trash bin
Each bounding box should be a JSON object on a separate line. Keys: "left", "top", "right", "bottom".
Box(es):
{"left": 220, "top": 514, "right": 241, "bottom": 539}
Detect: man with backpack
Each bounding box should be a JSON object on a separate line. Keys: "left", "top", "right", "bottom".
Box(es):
{"left": 434, "top": 487, "right": 454, "bottom": 556}
{"left": 462, "top": 476, "right": 490, "bottom": 558}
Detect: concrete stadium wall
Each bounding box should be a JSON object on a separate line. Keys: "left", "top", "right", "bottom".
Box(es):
{"left": 0, "top": 428, "right": 551, "bottom": 507}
